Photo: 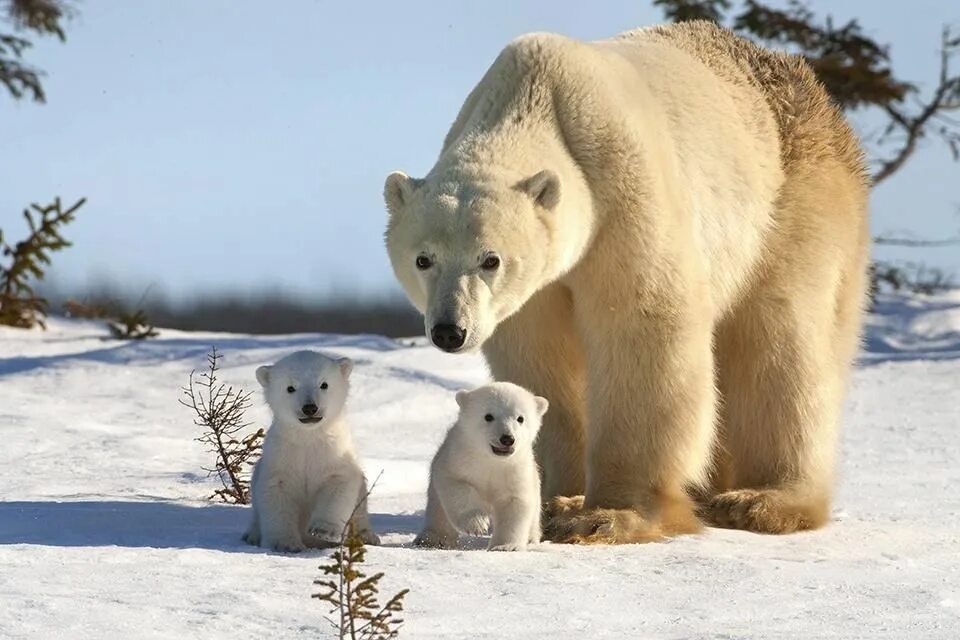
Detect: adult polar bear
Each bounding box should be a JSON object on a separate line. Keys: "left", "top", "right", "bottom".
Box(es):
{"left": 383, "top": 21, "right": 869, "bottom": 544}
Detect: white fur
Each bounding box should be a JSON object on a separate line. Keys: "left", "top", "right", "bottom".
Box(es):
{"left": 242, "top": 350, "right": 379, "bottom": 552}
{"left": 384, "top": 23, "right": 870, "bottom": 540}
{"left": 414, "top": 382, "right": 548, "bottom": 551}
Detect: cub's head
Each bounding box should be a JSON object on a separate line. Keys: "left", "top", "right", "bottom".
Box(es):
{"left": 256, "top": 350, "right": 352, "bottom": 427}
{"left": 383, "top": 166, "right": 571, "bottom": 353}
{"left": 454, "top": 382, "right": 548, "bottom": 458}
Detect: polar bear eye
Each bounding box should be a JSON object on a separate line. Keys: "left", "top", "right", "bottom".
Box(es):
{"left": 415, "top": 254, "right": 433, "bottom": 270}
{"left": 484, "top": 414, "right": 494, "bottom": 422}
{"left": 481, "top": 255, "right": 501, "bottom": 271}
{"left": 517, "top": 416, "right": 524, "bottom": 423}
{"left": 320, "top": 382, "right": 328, "bottom": 390}
{"left": 286, "top": 386, "right": 296, "bottom": 393}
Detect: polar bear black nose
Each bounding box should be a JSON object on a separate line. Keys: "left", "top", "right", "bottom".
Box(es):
{"left": 302, "top": 403, "right": 318, "bottom": 416}
{"left": 499, "top": 434, "right": 515, "bottom": 447}
{"left": 431, "top": 324, "right": 466, "bottom": 351}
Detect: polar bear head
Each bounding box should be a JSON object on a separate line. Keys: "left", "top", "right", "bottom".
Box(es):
{"left": 454, "top": 382, "right": 548, "bottom": 458}
{"left": 383, "top": 165, "right": 582, "bottom": 353}
{"left": 256, "top": 350, "right": 353, "bottom": 428}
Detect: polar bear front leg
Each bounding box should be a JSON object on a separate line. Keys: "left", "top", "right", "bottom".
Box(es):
{"left": 483, "top": 284, "right": 588, "bottom": 501}
{"left": 544, "top": 296, "right": 715, "bottom": 544}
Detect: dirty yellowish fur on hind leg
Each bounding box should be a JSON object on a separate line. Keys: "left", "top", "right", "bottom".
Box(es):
{"left": 543, "top": 490, "right": 703, "bottom": 544}
{"left": 707, "top": 162, "right": 869, "bottom": 534}
{"left": 483, "top": 284, "right": 589, "bottom": 500}
{"left": 701, "top": 488, "right": 829, "bottom": 533}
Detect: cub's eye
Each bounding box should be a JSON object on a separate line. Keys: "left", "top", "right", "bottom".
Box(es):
{"left": 320, "top": 382, "right": 328, "bottom": 390}
{"left": 481, "top": 255, "right": 501, "bottom": 271}
{"left": 517, "top": 416, "right": 524, "bottom": 424}
{"left": 415, "top": 255, "right": 433, "bottom": 270}
{"left": 484, "top": 414, "right": 494, "bottom": 422}
{"left": 286, "top": 386, "right": 296, "bottom": 393}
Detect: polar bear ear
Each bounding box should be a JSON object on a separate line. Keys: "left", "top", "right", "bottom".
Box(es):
{"left": 255, "top": 365, "right": 272, "bottom": 388}
{"left": 520, "top": 170, "right": 561, "bottom": 210}
{"left": 337, "top": 357, "right": 354, "bottom": 379}
{"left": 455, "top": 389, "right": 471, "bottom": 408}
{"left": 384, "top": 171, "right": 423, "bottom": 215}
{"left": 534, "top": 395, "right": 550, "bottom": 417}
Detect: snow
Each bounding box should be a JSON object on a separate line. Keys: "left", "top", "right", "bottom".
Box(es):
{"left": 1, "top": 292, "right": 959, "bottom": 639}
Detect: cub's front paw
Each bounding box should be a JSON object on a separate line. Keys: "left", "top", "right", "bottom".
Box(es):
{"left": 413, "top": 529, "right": 457, "bottom": 549}
{"left": 241, "top": 528, "right": 261, "bottom": 547}
{"left": 357, "top": 528, "right": 381, "bottom": 546}
{"left": 306, "top": 522, "right": 342, "bottom": 547}
{"left": 264, "top": 536, "right": 306, "bottom": 553}
{"left": 488, "top": 541, "right": 526, "bottom": 552}
{"left": 456, "top": 511, "right": 490, "bottom": 536}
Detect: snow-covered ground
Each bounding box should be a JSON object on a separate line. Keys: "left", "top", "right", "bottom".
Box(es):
{"left": 1, "top": 292, "right": 959, "bottom": 639}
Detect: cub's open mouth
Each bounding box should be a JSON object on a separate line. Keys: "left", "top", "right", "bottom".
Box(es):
{"left": 299, "top": 417, "right": 323, "bottom": 424}
{"left": 490, "top": 444, "right": 514, "bottom": 457}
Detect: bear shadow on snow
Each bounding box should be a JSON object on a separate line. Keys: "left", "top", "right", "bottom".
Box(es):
{"left": 0, "top": 501, "right": 422, "bottom": 552}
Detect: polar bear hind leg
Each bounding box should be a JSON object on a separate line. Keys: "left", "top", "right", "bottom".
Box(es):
{"left": 703, "top": 161, "right": 869, "bottom": 534}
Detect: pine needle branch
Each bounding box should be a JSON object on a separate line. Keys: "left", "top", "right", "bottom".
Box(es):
{"left": 312, "top": 473, "right": 409, "bottom": 639}
{"left": 0, "top": 196, "right": 84, "bottom": 329}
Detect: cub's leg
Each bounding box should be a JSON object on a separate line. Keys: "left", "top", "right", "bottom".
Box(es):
{"left": 435, "top": 478, "right": 489, "bottom": 537}
{"left": 484, "top": 283, "right": 588, "bottom": 500}
{"left": 413, "top": 480, "right": 460, "bottom": 549}
{"left": 349, "top": 475, "right": 380, "bottom": 546}
{"left": 489, "top": 497, "right": 538, "bottom": 552}
{"left": 242, "top": 506, "right": 261, "bottom": 546}
{"left": 256, "top": 478, "right": 307, "bottom": 552}
{"left": 306, "top": 468, "right": 363, "bottom": 546}
{"left": 242, "top": 462, "right": 262, "bottom": 546}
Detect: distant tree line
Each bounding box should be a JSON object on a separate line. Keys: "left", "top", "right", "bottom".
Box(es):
{"left": 55, "top": 287, "right": 424, "bottom": 337}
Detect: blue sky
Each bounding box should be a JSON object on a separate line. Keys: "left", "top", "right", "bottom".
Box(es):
{"left": 1, "top": 0, "right": 957, "bottom": 301}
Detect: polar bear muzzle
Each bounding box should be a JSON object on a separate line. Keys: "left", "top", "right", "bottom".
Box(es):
{"left": 430, "top": 323, "right": 467, "bottom": 352}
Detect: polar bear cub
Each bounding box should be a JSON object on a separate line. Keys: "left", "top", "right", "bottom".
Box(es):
{"left": 415, "top": 382, "right": 548, "bottom": 551}
{"left": 243, "top": 350, "right": 379, "bottom": 552}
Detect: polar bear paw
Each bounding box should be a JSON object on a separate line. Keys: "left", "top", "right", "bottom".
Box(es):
{"left": 413, "top": 529, "right": 458, "bottom": 549}
{"left": 698, "top": 488, "right": 827, "bottom": 534}
{"left": 242, "top": 528, "right": 261, "bottom": 547}
{"left": 305, "top": 522, "right": 342, "bottom": 548}
{"left": 455, "top": 510, "right": 490, "bottom": 536}
{"left": 543, "top": 495, "right": 700, "bottom": 545}
{"left": 266, "top": 536, "right": 307, "bottom": 553}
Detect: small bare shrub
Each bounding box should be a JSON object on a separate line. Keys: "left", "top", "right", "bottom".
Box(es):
{"left": 107, "top": 308, "right": 158, "bottom": 340}
{"left": 180, "top": 346, "right": 264, "bottom": 504}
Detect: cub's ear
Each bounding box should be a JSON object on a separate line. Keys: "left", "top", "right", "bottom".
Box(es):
{"left": 384, "top": 171, "right": 423, "bottom": 215}
{"left": 337, "top": 357, "right": 354, "bottom": 379}
{"left": 534, "top": 395, "right": 550, "bottom": 417}
{"left": 255, "top": 365, "right": 272, "bottom": 388}
{"left": 455, "top": 389, "right": 471, "bottom": 408}
{"left": 519, "top": 169, "right": 560, "bottom": 210}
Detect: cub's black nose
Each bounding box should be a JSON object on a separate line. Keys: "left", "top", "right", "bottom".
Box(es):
{"left": 302, "top": 403, "right": 318, "bottom": 416}
{"left": 431, "top": 324, "right": 466, "bottom": 351}
{"left": 499, "top": 434, "right": 515, "bottom": 447}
